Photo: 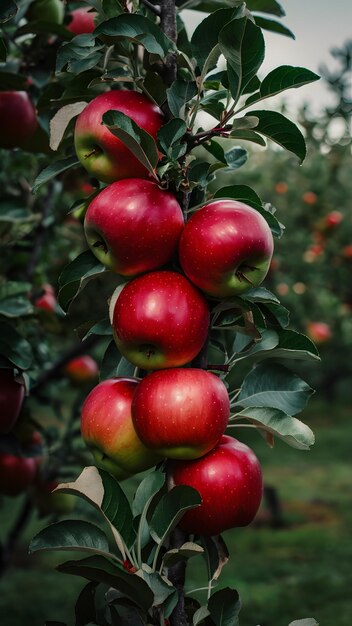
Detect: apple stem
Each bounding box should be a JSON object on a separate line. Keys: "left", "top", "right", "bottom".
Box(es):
{"left": 84, "top": 147, "right": 102, "bottom": 160}
{"left": 236, "top": 265, "right": 258, "bottom": 286}
{"left": 93, "top": 239, "right": 108, "bottom": 255}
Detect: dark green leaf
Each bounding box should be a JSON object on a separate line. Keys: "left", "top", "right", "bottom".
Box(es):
{"left": 75, "top": 581, "right": 98, "bottom": 626}
{"left": 58, "top": 250, "right": 106, "bottom": 312}
{"left": 245, "top": 110, "right": 306, "bottom": 162}
{"left": 208, "top": 587, "right": 241, "bottom": 626}
{"left": 138, "top": 568, "right": 176, "bottom": 606}
{"left": 229, "top": 328, "right": 319, "bottom": 365}
{"left": 56, "top": 35, "right": 104, "bottom": 75}
{"left": 94, "top": 14, "right": 175, "bottom": 57}
{"left": 132, "top": 470, "right": 165, "bottom": 517}
{"left": 232, "top": 406, "right": 315, "bottom": 450}
{"left": 0, "top": 321, "right": 32, "bottom": 370}
{"left": 109, "top": 604, "right": 146, "bottom": 626}
{"left": 236, "top": 362, "right": 314, "bottom": 415}
{"left": 0, "top": 0, "right": 18, "bottom": 23}
{"left": 254, "top": 16, "right": 294, "bottom": 39}
{"left": 16, "top": 20, "right": 74, "bottom": 40}
{"left": 150, "top": 486, "right": 201, "bottom": 545}
{"left": 57, "top": 556, "right": 154, "bottom": 611}
{"left": 0, "top": 282, "right": 33, "bottom": 317}
{"left": 166, "top": 80, "right": 197, "bottom": 118}
{"left": 201, "top": 535, "right": 229, "bottom": 582}
{"left": 260, "top": 66, "right": 320, "bottom": 99}
{"left": 223, "top": 146, "right": 247, "bottom": 169}
{"left": 219, "top": 17, "right": 265, "bottom": 99}
{"left": 162, "top": 542, "right": 204, "bottom": 568}
{"left": 32, "top": 156, "right": 80, "bottom": 194}
{"left": 29, "top": 520, "right": 113, "bottom": 557}
{"left": 102, "top": 0, "right": 124, "bottom": 18}
{"left": 157, "top": 118, "right": 187, "bottom": 159}
{"left": 191, "top": 8, "right": 242, "bottom": 70}
{"left": 288, "top": 620, "right": 319, "bottom": 626}
{"left": 82, "top": 319, "right": 112, "bottom": 341}
{"left": 242, "top": 286, "right": 280, "bottom": 304}
{"left": 259, "top": 302, "right": 290, "bottom": 328}
{"left": 99, "top": 340, "right": 122, "bottom": 381}
{"left": 0, "top": 71, "right": 28, "bottom": 91}
{"left": 0, "top": 39, "right": 7, "bottom": 62}
{"left": 102, "top": 110, "right": 158, "bottom": 178}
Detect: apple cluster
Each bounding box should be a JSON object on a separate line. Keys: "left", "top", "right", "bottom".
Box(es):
{"left": 74, "top": 89, "right": 271, "bottom": 536}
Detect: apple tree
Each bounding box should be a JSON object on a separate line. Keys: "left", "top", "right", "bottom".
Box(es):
{"left": 1, "top": 0, "right": 321, "bottom": 624}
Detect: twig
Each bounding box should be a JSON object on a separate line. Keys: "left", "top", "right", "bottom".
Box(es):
{"left": 160, "top": 0, "right": 177, "bottom": 87}
{"left": 168, "top": 528, "right": 189, "bottom": 626}
{"left": 140, "top": 0, "right": 161, "bottom": 16}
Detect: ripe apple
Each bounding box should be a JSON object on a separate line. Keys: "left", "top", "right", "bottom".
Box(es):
{"left": 168, "top": 435, "right": 263, "bottom": 535}
{"left": 306, "top": 322, "right": 332, "bottom": 344}
{"left": 325, "top": 211, "right": 343, "bottom": 228}
{"left": 74, "top": 90, "right": 164, "bottom": 183}
{"left": 84, "top": 179, "right": 184, "bottom": 275}
{"left": 111, "top": 271, "right": 209, "bottom": 370}
{"left": 0, "top": 91, "right": 38, "bottom": 150}
{"left": 81, "top": 377, "right": 161, "bottom": 480}
{"left": 0, "top": 368, "right": 25, "bottom": 435}
{"left": 64, "top": 355, "right": 98, "bottom": 384}
{"left": 179, "top": 200, "right": 274, "bottom": 298}
{"left": 131, "top": 368, "right": 230, "bottom": 460}
{"left": 0, "top": 453, "right": 37, "bottom": 496}
{"left": 67, "top": 7, "right": 97, "bottom": 35}
{"left": 34, "top": 285, "right": 57, "bottom": 312}
{"left": 26, "top": 0, "right": 64, "bottom": 24}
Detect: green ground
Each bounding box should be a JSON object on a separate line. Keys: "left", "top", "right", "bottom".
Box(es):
{"left": 1, "top": 399, "right": 351, "bottom": 626}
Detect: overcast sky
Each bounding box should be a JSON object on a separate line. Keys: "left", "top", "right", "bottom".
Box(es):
{"left": 184, "top": 1, "right": 352, "bottom": 114}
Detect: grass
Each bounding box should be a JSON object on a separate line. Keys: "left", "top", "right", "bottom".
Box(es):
{"left": 1, "top": 398, "right": 351, "bottom": 625}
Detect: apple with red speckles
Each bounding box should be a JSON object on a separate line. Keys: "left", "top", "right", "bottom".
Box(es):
{"left": 132, "top": 368, "right": 230, "bottom": 460}
{"left": 179, "top": 200, "right": 274, "bottom": 298}
{"left": 0, "top": 91, "right": 38, "bottom": 150}
{"left": 0, "top": 453, "right": 37, "bottom": 496}
{"left": 74, "top": 91, "right": 164, "bottom": 183}
{"left": 110, "top": 271, "right": 209, "bottom": 370}
{"left": 81, "top": 377, "right": 161, "bottom": 480}
{"left": 0, "top": 368, "right": 25, "bottom": 435}
{"left": 84, "top": 179, "right": 184, "bottom": 275}
{"left": 67, "top": 7, "right": 97, "bottom": 35}
{"left": 168, "top": 435, "right": 263, "bottom": 535}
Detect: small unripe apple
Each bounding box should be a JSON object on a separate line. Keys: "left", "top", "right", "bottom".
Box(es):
{"left": 74, "top": 91, "right": 164, "bottom": 183}
{"left": 111, "top": 271, "right": 210, "bottom": 370}
{"left": 306, "top": 322, "right": 332, "bottom": 344}
{"left": 26, "top": 0, "right": 64, "bottom": 24}
{"left": 0, "top": 368, "right": 25, "bottom": 435}
{"left": 64, "top": 355, "right": 98, "bottom": 384}
{"left": 132, "top": 368, "right": 230, "bottom": 460}
{"left": 179, "top": 200, "right": 274, "bottom": 298}
{"left": 168, "top": 435, "right": 263, "bottom": 535}
{"left": 67, "top": 7, "right": 97, "bottom": 35}
{"left": 0, "top": 453, "right": 37, "bottom": 496}
{"left": 84, "top": 179, "right": 184, "bottom": 276}
{"left": 81, "top": 378, "right": 161, "bottom": 480}
{"left": 0, "top": 92, "right": 38, "bottom": 150}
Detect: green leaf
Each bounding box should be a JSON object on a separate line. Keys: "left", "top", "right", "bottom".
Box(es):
{"left": 0, "top": 321, "right": 32, "bottom": 370}
{"left": 56, "top": 35, "right": 104, "bottom": 75}
{"left": 0, "top": 39, "right": 7, "bottom": 62}
{"left": 259, "top": 302, "right": 290, "bottom": 328}
{"left": 75, "top": 581, "right": 98, "bottom": 626}
{"left": 157, "top": 118, "right": 187, "bottom": 159}
{"left": 57, "top": 556, "right": 154, "bottom": 611}
{"left": 109, "top": 603, "right": 146, "bottom": 626}
{"left": 229, "top": 328, "right": 319, "bottom": 365}
{"left": 29, "top": 520, "right": 113, "bottom": 558}
{"left": 191, "top": 7, "right": 242, "bottom": 70}
{"left": 161, "top": 542, "right": 204, "bottom": 569}
{"left": 132, "top": 471, "right": 165, "bottom": 517}
{"left": 232, "top": 406, "right": 315, "bottom": 450}
{"left": 0, "top": 282, "right": 33, "bottom": 317}
{"left": 102, "top": 110, "right": 158, "bottom": 179}
{"left": 208, "top": 587, "right": 241, "bottom": 626}
{"left": 50, "top": 102, "right": 87, "bottom": 151}
{"left": 193, "top": 605, "right": 211, "bottom": 625}
{"left": 219, "top": 17, "right": 265, "bottom": 99}
{"left": 288, "top": 620, "right": 319, "bottom": 626}
{"left": 99, "top": 340, "right": 122, "bottom": 381}
{"left": 245, "top": 110, "right": 306, "bottom": 163}
{"left": 82, "top": 319, "right": 112, "bottom": 341}
{"left": 254, "top": 16, "right": 294, "bottom": 39}
{"left": 242, "top": 286, "right": 280, "bottom": 304}
{"left": 150, "top": 486, "right": 201, "bottom": 546}
{"left": 0, "top": 0, "right": 18, "bottom": 23}
{"left": 260, "top": 66, "right": 320, "bottom": 99}
{"left": 223, "top": 146, "right": 247, "bottom": 170}
{"left": 16, "top": 20, "right": 74, "bottom": 40}
{"left": 166, "top": 80, "right": 197, "bottom": 119}
{"left": 236, "top": 362, "right": 314, "bottom": 415}
{"left": 32, "top": 156, "right": 80, "bottom": 194}
{"left": 58, "top": 250, "right": 106, "bottom": 312}
{"left": 214, "top": 184, "right": 283, "bottom": 237}
{"left": 201, "top": 535, "right": 229, "bottom": 582}
{"left": 138, "top": 567, "right": 176, "bottom": 607}
{"left": 94, "top": 14, "right": 175, "bottom": 57}
{"left": 55, "top": 467, "right": 135, "bottom": 555}
{"left": 247, "top": 0, "right": 284, "bottom": 15}
{"left": 230, "top": 128, "right": 266, "bottom": 146}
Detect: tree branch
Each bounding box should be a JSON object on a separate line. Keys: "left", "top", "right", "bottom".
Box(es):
{"left": 140, "top": 0, "right": 161, "bottom": 16}
{"left": 160, "top": 0, "right": 177, "bottom": 87}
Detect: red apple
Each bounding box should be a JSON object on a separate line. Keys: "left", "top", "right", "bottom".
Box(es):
{"left": 131, "top": 368, "right": 230, "bottom": 460}
{"left": 111, "top": 271, "right": 209, "bottom": 370}
{"left": 0, "top": 369, "right": 25, "bottom": 435}
{"left": 35, "top": 285, "right": 57, "bottom": 312}
{"left": 74, "top": 91, "right": 164, "bottom": 183}
{"left": 0, "top": 453, "right": 37, "bottom": 496}
{"left": 342, "top": 245, "right": 352, "bottom": 259}
{"left": 306, "top": 322, "right": 332, "bottom": 344}
{"left": 168, "top": 435, "right": 263, "bottom": 535}
{"left": 302, "top": 191, "right": 318, "bottom": 205}
{"left": 67, "top": 7, "right": 97, "bottom": 35}
{"left": 81, "top": 377, "right": 161, "bottom": 480}
{"left": 84, "top": 179, "right": 184, "bottom": 275}
{"left": 64, "top": 355, "right": 98, "bottom": 384}
{"left": 179, "top": 200, "right": 274, "bottom": 298}
{"left": 0, "top": 91, "right": 38, "bottom": 149}
{"left": 325, "top": 211, "right": 343, "bottom": 228}
{"left": 275, "top": 182, "right": 288, "bottom": 194}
